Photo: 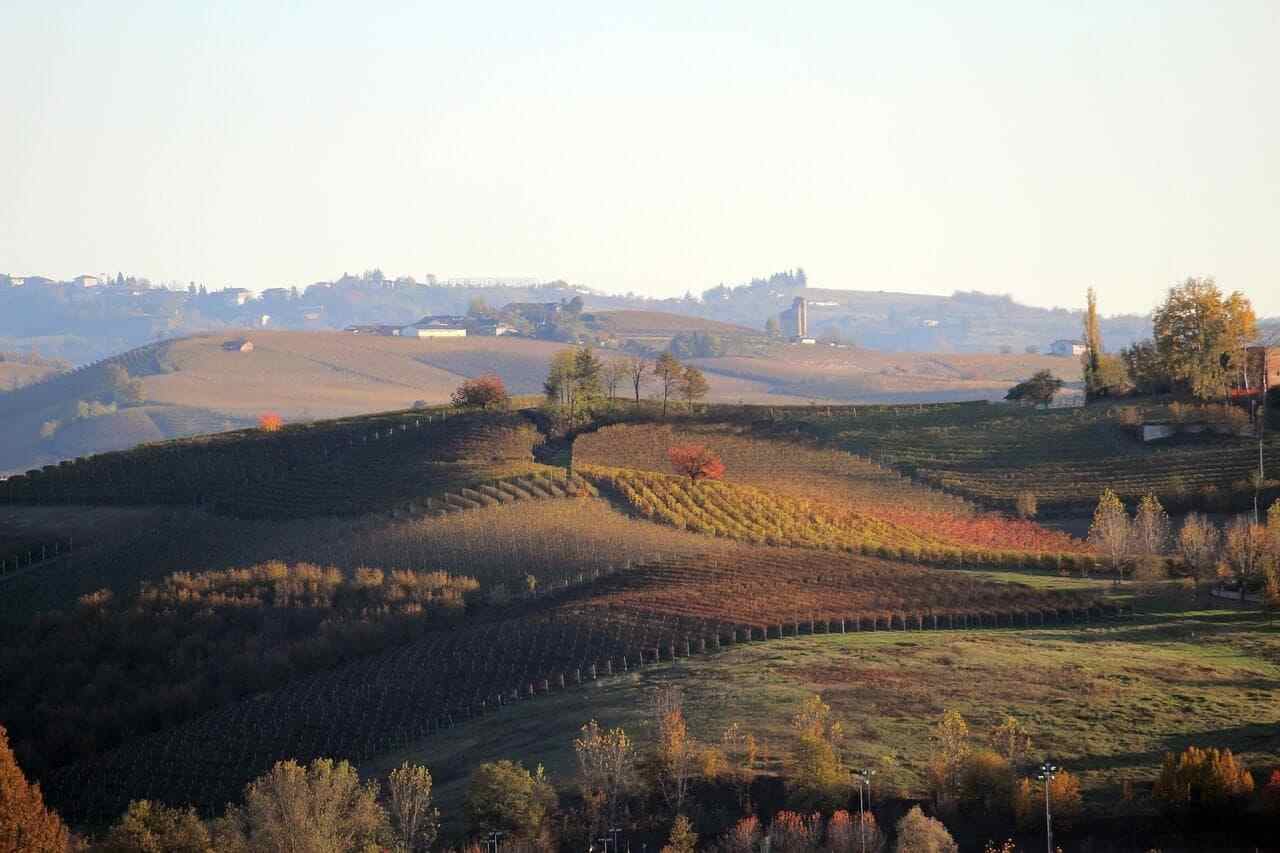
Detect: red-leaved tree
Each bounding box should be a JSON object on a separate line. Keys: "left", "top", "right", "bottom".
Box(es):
{"left": 257, "top": 412, "right": 284, "bottom": 432}
{"left": 668, "top": 445, "right": 725, "bottom": 482}
{"left": 451, "top": 374, "right": 509, "bottom": 410}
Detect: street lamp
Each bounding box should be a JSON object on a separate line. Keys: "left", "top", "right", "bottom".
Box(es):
{"left": 1037, "top": 762, "right": 1059, "bottom": 853}
{"left": 853, "top": 768, "right": 876, "bottom": 853}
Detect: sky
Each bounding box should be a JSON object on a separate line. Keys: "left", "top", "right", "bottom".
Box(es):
{"left": 3, "top": 1, "right": 1278, "bottom": 315}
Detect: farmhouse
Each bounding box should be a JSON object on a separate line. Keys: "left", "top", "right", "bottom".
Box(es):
{"left": 1050, "top": 339, "right": 1087, "bottom": 357}
{"left": 222, "top": 338, "right": 254, "bottom": 352}
{"left": 469, "top": 318, "right": 518, "bottom": 336}
{"left": 401, "top": 315, "right": 468, "bottom": 338}
{"left": 344, "top": 324, "right": 402, "bottom": 336}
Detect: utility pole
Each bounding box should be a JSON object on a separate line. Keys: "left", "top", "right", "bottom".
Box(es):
{"left": 1037, "top": 762, "right": 1059, "bottom": 853}
{"left": 854, "top": 767, "right": 875, "bottom": 853}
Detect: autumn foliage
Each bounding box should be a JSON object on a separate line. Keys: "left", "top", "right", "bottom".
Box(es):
{"left": 667, "top": 445, "right": 725, "bottom": 482}
{"left": 257, "top": 411, "right": 284, "bottom": 432}
{"left": 452, "top": 373, "right": 509, "bottom": 410}
{"left": 0, "top": 724, "right": 70, "bottom": 853}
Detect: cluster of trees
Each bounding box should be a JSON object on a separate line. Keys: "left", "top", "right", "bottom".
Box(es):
{"left": 544, "top": 349, "right": 709, "bottom": 426}
{"left": 1089, "top": 490, "right": 1280, "bottom": 599}
{"left": 0, "top": 562, "right": 478, "bottom": 774}
{"left": 1084, "top": 278, "right": 1260, "bottom": 401}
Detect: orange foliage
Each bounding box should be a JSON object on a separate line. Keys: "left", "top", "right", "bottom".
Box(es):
{"left": 258, "top": 412, "right": 284, "bottom": 432}
{"left": 867, "top": 506, "right": 1090, "bottom": 554}
{"left": 0, "top": 724, "right": 71, "bottom": 852}
{"left": 451, "top": 373, "right": 509, "bottom": 409}
{"left": 668, "top": 445, "right": 725, "bottom": 482}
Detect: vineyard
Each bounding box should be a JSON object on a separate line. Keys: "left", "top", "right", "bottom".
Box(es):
{"left": 781, "top": 401, "right": 1280, "bottom": 513}
{"left": 574, "top": 423, "right": 1087, "bottom": 555}
{"left": 39, "top": 545, "right": 1107, "bottom": 826}
{"left": 0, "top": 408, "right": 549, "bottom": 519}
{"left": 583, "top": 465, "right": 1088, "bottom": 568}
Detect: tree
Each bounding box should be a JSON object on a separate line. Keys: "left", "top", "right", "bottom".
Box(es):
{"left": 1004, "top": 370, "right": 1064, "bottom": 406}
{"left": 544, "top": 347, "right": 602, "bottom": 426}
{"left": 767, "top": 811, "right": 822, "bottom": 853}
{"left": 1047, "top": 770, "right": 1084, "bottom": 833}
{"left": 827, "top": 810, "right": 884, "bottom": 853}
{"left": 1013, "top": 492, "right": 1038, "bottom": 520}
{"left": 451, "top": 374, "right": 509, "bottom": 410}
{"left": 603, "top": 359, "right": 630, "bottom": 404}
{"left": 626, "top": 356, "right": 649, "bottom": 406}
{"left": 652, "top": 686, "right": 695, "bottom": 814}
{"left": 0, "top": 725, "right": 71, "bottom": 853}
{"left": 927, "top": 710, "right": 969, "bottom": 807}
{"left": 1222, "top": 516, "right": 1269, "bottom": 589}
{"left": 956, "top": 750, "right": 1013, "bottom": 821}
{"left": 720, "top": 816, "right": 761, "bottom": 853}
{"left": 893, "top": 806, "right": 957, "bottom": 853}
{"left": 212, "top": 758, "right": 387, "bottom": 853}
{"left": 1082, "top": 287, "right": 1104, "bottom": 399}
{"left": 102, "top": 800, "right": 210, "bottom": 853}
{"left": 387, "top": 762, "right": 439, "bottom": 853}
{"left": 105, "top": 363, "right": 144, "bottom": 406}
{"left": 653, "top": 353, "right": 682, "bottom": 417}
{"left": 257, "top": 412, "right": 283, "bottom": 432}
{"left": 1151, "top": 277, "right": 1257, "bottom": 399}
{"left": 1178, "top": 513, "right": 1222, "bottom": 593}
{"left": 1132, "top": 493, "right": 1173, "bottom": 580}
{"left": 464, "top": 760, "right": 555, "bottom": 841}
{"left": 987, "top": 715, "right": 1032, "bottom": 769}
{"left": 574, "top": 720, "right": 633, "bottom": 831}
{"left": 788, "top": 695, "right": 846, "bottom": 809}
{"left": 661, "top": 815, "right": 697, "bottom": 853}
{"left": 678, "top": 366, "right": 710, "bottom": 411}
{"left": 1088, "top": 488, "right": 1131, "bottom": 581}
{"left": 765, "top": 316, "right": 781, "bottom": 337}
{"left": 667, "top": 445, "right": 725, "bottom": 482}
{"left": 1153, "top": 746, "right": 1255, "bottom": 814}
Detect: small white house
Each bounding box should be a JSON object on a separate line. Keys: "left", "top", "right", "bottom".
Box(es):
{"left": 1050, "top": 339, "right": 1087, "bottom": 357}
{"left": 401, "top": 315, "right": 468, "bottom": 338}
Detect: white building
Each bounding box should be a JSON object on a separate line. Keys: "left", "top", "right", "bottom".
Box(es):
{"left": 1049, "top": 339, "right": 1087, "bottom": 357}
{"left": 401, "top": 315, "right": 468, "bottom": 338}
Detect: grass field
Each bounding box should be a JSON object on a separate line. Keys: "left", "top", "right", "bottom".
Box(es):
{"left": 367, "top": 603, "right": 1280, "bottom": 831}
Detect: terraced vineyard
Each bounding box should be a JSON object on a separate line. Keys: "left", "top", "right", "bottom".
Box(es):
{"left": 783, "top": 401, "right": 1280, "bottom": 513}
{"left": 575, "top": 423, "right": 1088, "bottom": 555}
{"left": 1, "top": 409, "right": 549, "bottom": 519}
{"left": 40, "top": 545, "right": 1105, "bottom": 826}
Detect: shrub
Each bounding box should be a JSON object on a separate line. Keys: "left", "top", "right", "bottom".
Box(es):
{"left": 893, "top": 806, "right": 957, "bottom": 853}
{"left": 451, "top": 374, "right": 509, "bottom": 410}
{"left": 257, "top": 412, "right": 284, "bottom": 432}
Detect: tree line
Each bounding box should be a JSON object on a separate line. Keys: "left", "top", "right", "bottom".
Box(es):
{"left": 7, "top": 689, "right": 1276, "bottom": 852}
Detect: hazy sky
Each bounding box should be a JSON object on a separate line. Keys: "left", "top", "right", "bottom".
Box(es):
{"left": 4, "top": 1, "right": 1278, "bottom": 315}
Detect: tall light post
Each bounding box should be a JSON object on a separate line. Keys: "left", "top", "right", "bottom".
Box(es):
{"left": 1037, "top": 762, "right": 1059, "bottom": 853}
{"left": 854, "top": 768, "right": 876, "bottom": 853}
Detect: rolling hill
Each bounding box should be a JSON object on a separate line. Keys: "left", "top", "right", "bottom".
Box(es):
{"left": 0, "top": 328, "right": 1094, "bottom": 475}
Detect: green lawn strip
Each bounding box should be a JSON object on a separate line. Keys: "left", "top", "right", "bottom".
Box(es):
{"left": 362, "top": 608, "right": 1280, "bottom": 833}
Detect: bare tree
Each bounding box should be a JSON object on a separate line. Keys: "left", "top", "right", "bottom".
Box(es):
{"left": 626, "top": 356, "right": 649, "bottom": 407}
{"left": 653, "top": 353, "right": 682, "bottom": 417}
{"left": 604, "top": 358, "right": 630, "bottom": 405}
{"left": 652, "top": 685, "right": 696, "bottom": 814}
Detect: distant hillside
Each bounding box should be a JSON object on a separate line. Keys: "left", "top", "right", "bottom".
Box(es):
{"left": 5, "top": 268, "right": 1243, "bottom": 364}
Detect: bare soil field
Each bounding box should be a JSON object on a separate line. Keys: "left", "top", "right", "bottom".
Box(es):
{"left": 693, "top": 346, "right": 1084, "bottom": 403}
